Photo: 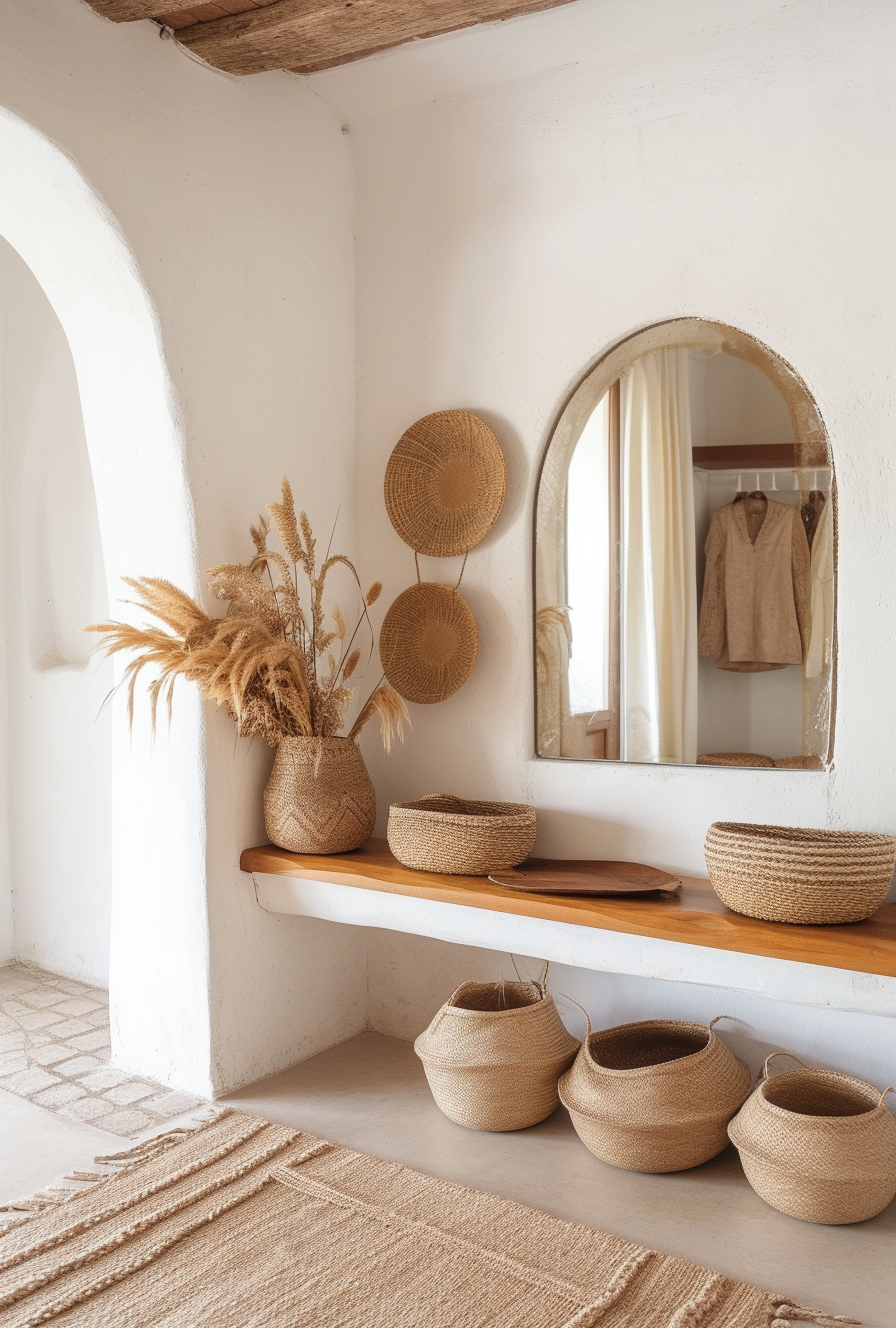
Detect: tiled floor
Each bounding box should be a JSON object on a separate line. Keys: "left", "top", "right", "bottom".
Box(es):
{"left": 0, "top": 964, "right": 203, "bottom": 1137}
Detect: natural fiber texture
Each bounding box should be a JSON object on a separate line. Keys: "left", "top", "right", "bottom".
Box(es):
{"left": 559, "top": 1019, "right": 752, "bottom": 1173}
{"left": 384, "top": 410, "right": 506, "bottom": 557}
{"left": 415, "top": 979, "right": 579, "bottom": 1131}
{"left": 729, "top": 1057, "right": 896, "bottom": 1225}
{"left": 697, "top": 752, "right": 777, "bottom": 768}
{"left": 0, "top": 1108, "right": 857, "bottom": 1327}
{"left": 773, "top": 756, "right": 825, "bottom": 770}
{"left": 704, "top": 822, "right": 896, "bottom": 925}
{"left": 379, "top": 583, "right": 479, "bottom": 704}
{"left": 264, "top": 736, "right": 375, "bottom": 854}
{"left": 388, "top": 794, "right": 536, "bottom": 875}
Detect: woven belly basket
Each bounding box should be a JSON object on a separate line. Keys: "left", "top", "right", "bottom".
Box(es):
{"left": 559, "top": 1018, "right": 752, "bottom": 1173}
{"left": 414, "top": 976, "right": 580, "bottom": 1132}
{"left": 728, "top": 1053, "right": 896, "bottom": 1224}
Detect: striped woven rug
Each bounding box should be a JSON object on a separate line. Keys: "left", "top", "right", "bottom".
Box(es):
{"left": 0, "top": 1109, "right": 857, "bottom": 1327}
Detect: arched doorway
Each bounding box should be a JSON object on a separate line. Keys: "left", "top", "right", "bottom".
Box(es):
{"left": 0, "top": 106, "right": 211, "bottom": 1093}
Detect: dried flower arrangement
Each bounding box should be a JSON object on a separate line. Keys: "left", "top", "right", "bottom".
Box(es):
{"left": 87, "top": 478, "right": 409, "bottom": 752}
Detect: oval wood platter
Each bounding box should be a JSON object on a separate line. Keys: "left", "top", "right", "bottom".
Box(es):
{"left": 488, "top": 860, "right": 682, "bottom": 897}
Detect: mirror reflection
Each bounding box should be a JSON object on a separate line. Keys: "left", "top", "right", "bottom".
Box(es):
{"left": 535, "top": 320, "right": 835, "bottom": 768}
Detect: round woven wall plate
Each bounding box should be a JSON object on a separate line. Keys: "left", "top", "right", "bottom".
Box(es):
{"left": 384, "top": 411, "right": 506, "bottom": 556}
{"left": 379, "top": 583, "right": 478, "bottom": 704}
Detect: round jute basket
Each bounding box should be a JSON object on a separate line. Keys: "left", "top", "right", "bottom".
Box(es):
{"left": 388, "top": 794, "right": 536, "bottom": 875}
{"left": 414, "top": 973, "right": 580, "bottom": 1131}
{"left": 384, "top": 410, "right": 506, "bottom": 557}
{"left": 728, "top": 1054, "right": 896, "bottom": 1224}
{"left": 264, "top": 736, "right": 376, "bottom": 855}
{"left": 379, "top": 583, "right": 478, "bottom": 705}
{"left": 558, "top": 1018, "right": 752, "bottom": 1173}
{"left": 704, "top": 822, "right": 896, "bottom": 925}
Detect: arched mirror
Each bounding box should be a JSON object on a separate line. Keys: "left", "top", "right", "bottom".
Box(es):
{"left": 535, "top": 319, "right": 835, "bottom": 768}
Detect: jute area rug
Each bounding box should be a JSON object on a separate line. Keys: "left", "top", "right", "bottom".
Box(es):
{"left": 0, "top": 1109, "right": 857, "bottom": 1328}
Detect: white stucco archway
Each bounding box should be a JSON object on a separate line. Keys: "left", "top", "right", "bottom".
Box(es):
{"left": 0, "top": 106, "right": 213, "bottom": 1093}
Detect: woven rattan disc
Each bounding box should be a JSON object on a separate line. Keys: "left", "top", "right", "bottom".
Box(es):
{"left": 385, "top": 411, "right": 506, "bottom": 556}
{"left": 379, "top": 582, "right": 478, "bottom": 704}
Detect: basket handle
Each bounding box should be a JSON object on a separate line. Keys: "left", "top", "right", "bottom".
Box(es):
{"left": 762, "top": 1051, "right": 809, "bottom": 1081}
{"left": 879, "top": 1086, "right": 895, "bottom": 1108}
{"left": 708, "top": 1015, "right": 729, "bottom": 1032}
{"left": 509, "top": 955, "right": 550, "bottom": 995}
{"left": 556, "top": 993, "right": 591, "bottom": 1039}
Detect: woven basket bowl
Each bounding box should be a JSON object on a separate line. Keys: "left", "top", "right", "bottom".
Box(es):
{"left": 414, "top": 980, "right": 580, "bottom": 1131}
{"left": 728, "top": 1067, "right": 896, "bottom": 1224}
{"left": 704, "top": 822, "right": 896, "bottom": 925}
{"left": 558, "top": 1019, "right": 752, "bottom": 1173}
{"left": 388, "top": 794, "right": 536, "bottom": 876}
{"left": 384, "top": 410, "right": 506, "bottom": 557}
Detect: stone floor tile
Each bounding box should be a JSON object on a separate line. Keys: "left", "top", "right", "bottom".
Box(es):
{"left": 54, "top": 1055, "right": 105, "bottom": 1079}
{"left": 0, "top": 1014, "right": 19, "bottom": 1034}
{"left": 83, "top": 1009, "right": 111, "bottom": 1030}
{"left": 99, "top": 1108, "right": 154, "bottom": 1137}
{"left": 0, "top": 1000, "right": 34, "bottom": 1018}
{"left": 29, "top": 1044, "right": 81, "bottom": 1068}
{"left": 0, "top": 1051, "right": 29, "bottom": 1076}
{"left": 0, "top": 1032, "right": 26, "bottom": 1053}
{"left": 141, "top": 1090, "right": 204, "bottom": 1118}
{"left": 0, "top": 1066, "right": 60, "bottom": 1095}
{"left": 0, "top": 969, "right": 42, "bottom": 996}
{"left": 16, "top": 988, "right": 67, "bottom": 1010}
{"left": 46, "top": 979, "right": 98, "bottom": 997}
{"left": 58, "top": 1097, "right": 117, "bottom": 1125}
{"left": 31, "top": 1082, "right": 88, "bottom": 1108}
{"left": 48, "top": 1019, "right": 94, "bottom": 1039}
{"left": 16, "top": 1010, "right": 65, "bottom": 1031}
{"left": 103, "top": 1082, "right": 157, "bottom": 1106}
{"left": 65, "top": 1030, "right": 111, "bottom": 1054}
{"left": 50, "top": 998, "right": 106, "bottom": 1018}
{"left": 77, "top": 1067, "right": 131, "bottom": 1092}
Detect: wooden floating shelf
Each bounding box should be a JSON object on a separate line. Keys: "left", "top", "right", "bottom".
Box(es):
{"left": 240, "top": 839, "right": 896, "bottom": 980}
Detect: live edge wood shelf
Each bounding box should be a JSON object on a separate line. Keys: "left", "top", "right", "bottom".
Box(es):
{"left": 240, "top": 838, "right": 896, "bottom": 982}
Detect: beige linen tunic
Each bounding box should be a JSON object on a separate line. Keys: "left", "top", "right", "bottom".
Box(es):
{"left": 699, "top": 496, "right": 811, "bottom": 672}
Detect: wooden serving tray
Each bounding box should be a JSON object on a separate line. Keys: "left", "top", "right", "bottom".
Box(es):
{"left": 489, "top": 859, "right": 682, "bottom": 897}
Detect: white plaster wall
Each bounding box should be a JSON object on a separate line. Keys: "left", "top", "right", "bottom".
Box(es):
{"left": 0, "top": 237, "right": 112, "bottom": 985}
{"left": 343, "top": 0, "right": 896, "bottom": 1086}
{"left": 366, "top": 934, "right": 896, "bottom": 1092}
{"left": 0, "top": 0, "right": 366, "bottom": 1091}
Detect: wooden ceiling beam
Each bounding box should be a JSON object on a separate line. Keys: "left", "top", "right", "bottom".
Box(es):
{"left": 85, "top": 0, "right": 198, "bottom": 19}
{"left": 174, "top": 0, "right": 581, "bottom": 76}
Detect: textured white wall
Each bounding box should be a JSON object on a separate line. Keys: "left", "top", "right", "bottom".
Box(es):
{"left": 0, "top": 0, "right": 366, "bottom": 1092}
{"left": 0, "top": 239, "right": 112, "bottom": 985}
{"left": 343, "top": 0, "right": 896, "bottom": 1087}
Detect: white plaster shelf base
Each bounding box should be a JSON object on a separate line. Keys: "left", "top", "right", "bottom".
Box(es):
{"left": 250, "top": 870, "right": 896, "bottom": 1022}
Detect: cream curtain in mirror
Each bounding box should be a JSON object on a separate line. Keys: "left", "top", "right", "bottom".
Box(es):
{"left": 620, "top": 348, "right": 698, "bottom": 763}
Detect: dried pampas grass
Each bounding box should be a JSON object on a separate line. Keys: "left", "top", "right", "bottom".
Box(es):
{"left": 87, "top": 479, "right": 409, "bottom": 752}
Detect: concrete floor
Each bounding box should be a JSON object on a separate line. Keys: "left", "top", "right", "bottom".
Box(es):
{"left": 0, "top": 1086, "right": 123, "bottom": 1203}
{"left": 224, "top": 1031, "right": 896, "bottom": 1328}
{"left": 3, "top": 1030, "right": 894, "bottom": 1325}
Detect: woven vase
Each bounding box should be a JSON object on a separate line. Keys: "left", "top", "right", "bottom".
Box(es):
{"left": 728, "top": 1056, "right": 896, "bottom": 1224}
{"left": 263, "top": 736, "right": 376, "bottom": 855}
{"left": 559, "top": 1019, "right": 752, "bottom": 1173}
{"left": 414, "top": 979, "right": 580, "bottom": 1132}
